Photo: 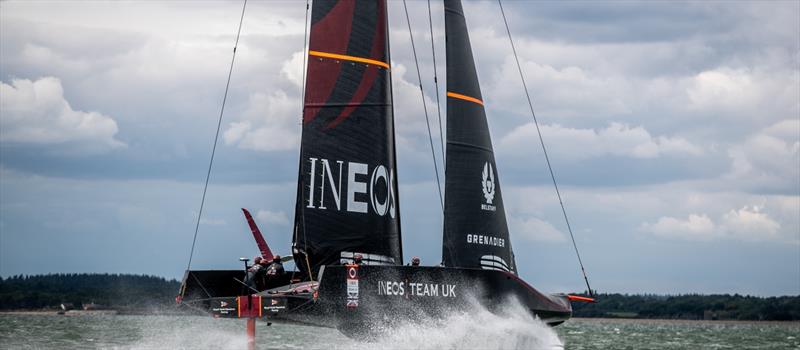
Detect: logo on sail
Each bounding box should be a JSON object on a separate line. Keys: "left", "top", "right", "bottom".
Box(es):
{"left": 481, "top": 162, "right": 496, "bottom": 211}
{"left": 480, "top": 255, "right": 510, "bottom": 272}
{"left": 305, "top": 157, "right": 397, "bottom": 218}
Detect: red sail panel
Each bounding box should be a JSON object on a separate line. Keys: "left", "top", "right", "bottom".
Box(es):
{"left": 302, "top": 0, "right": 354, "bottom": 124}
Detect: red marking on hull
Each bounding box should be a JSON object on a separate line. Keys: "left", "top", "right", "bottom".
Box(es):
{"left": 237, "top": 295, "right": 262, "bottom": 318}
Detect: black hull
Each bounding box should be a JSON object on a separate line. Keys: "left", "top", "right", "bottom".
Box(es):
{"left": 179, "top": 265, "right": 571, "bottom": 336}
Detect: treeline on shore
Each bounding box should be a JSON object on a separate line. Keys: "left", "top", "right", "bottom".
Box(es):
{"left": 0, "top": 273, "right": 180, "bottom": 312}
{"left": 572, "top": 293, "right": 800, "bottom": 321}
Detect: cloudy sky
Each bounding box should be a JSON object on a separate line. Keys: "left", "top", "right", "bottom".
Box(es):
{"left": 1, "top": 0, "right": 798, "bottom": 296}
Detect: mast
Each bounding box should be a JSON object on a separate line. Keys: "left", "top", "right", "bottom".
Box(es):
{"left": 292, "top": 0, "right": 402, "bottom": 277}
{"left": 442, "top": 0, "right": 516, "bottom": 274}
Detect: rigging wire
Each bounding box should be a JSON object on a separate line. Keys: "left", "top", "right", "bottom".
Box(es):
{"left": 298, "top": 0, "right": 314, "bottom": 281}
{"left": 403, "top": 0, "right": 444, "bottom": 211}
{"left": 185, "top": 0, "right": 248, "bottom": 272}
{"left": 427, "top": 0, "right": 446, "bottom": 166}
{"left": 299, "top": 0, "right": 310, "bottom": 111}
{"left": 497, "top": 0, "right": 594, "bottom": 297}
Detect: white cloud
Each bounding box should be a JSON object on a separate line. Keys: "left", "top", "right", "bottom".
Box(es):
{"left": 489, "top": 55, "right": 632, "bottom": 119}
{"left": 0, "top": 77, "right": 125, "bottom": 153}
{"left": 641, "top": 214, "right": 718, "bottom": 241}
{"left": 1, "top": 11, "right": 307, "bottom": 157}
{"left": 499, "top": 122, "right": 703, "bottom": 160}
{"left": 256, "top": 209, "right": 290, "bottom": 226}
{"left": 383, "top": 63, "right": 448, "bottom": 180}
{"left": 1, "top": 2, "right": 304, "bottom": 42}
{"left": 391, "top": 64, "right": 444, "bottom": 144}
{"left": 763, "top": 119, "right": 800, "bottom": 140}
{"left": 509, "top": 216, "right": 566, "bottom": 242}
{"left": 223, "top": 90, "right": 300, "bottom": 152}
{"left": 503, "top": 182, "right": 797, "bottom": 246}
{"left": 722, "top": 206, "right": 781, "bottom": 241}
{"left": 642, "top": 206, "right": 783, "bottom": 242}
{"left": 199, "top": 218, "right": 226, "bottom": 226}
{"left": 686, "top": 68, "right": 799, "bottom": 121}
{"left": 725, "top": 119, "right": 800, "bottom": 192}
{"left": 280, "top": 50, "right": 305, "bottom": 89}
{"left": 687, "top": 68, "right": 760, "bottom": 112}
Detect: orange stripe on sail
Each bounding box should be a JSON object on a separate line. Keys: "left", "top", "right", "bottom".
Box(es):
{"left": 567, "top": 295, "right": 596, "bottom": 303}
{"left": 447, "top": 91, "right": 484, "bottom": 106}
{"left": 309, "top": 50, "right": 390, "bottom": 69}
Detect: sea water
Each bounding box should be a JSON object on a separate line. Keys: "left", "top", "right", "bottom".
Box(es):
{"left": 0, "top": 305, "right": 797, "bottom": 349}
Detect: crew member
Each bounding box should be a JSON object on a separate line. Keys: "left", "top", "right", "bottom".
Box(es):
{"left": 353, "top": 253, "right": 363, "bottom": 265}
{"left": 266, "top": 255, "right": 285, "bottom": 278}
{"left": 244, "top": 256, "right": 266, "bottom": 291}
{"left": 411, "top": 256, "right": 421, "bottom": 266}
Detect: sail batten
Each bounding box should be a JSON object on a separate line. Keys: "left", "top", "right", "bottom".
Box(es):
{"left": 293, "top": 0, "right": 402, "bottom": 277}
{"left": 442, "top": 0, "right": 516, "bottom": 274}
{"left": 308, "top": 50, "right": 390, "bottom": 69}
{"left": 446, "top": 91, "right": 484, "bottom": 106}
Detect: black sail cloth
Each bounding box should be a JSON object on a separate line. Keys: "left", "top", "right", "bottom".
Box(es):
{"left": 442, "top": 0, "right": 516, "bottom": 274}
{"left": 293, "top": 0, "right": 403, "bottom": 277}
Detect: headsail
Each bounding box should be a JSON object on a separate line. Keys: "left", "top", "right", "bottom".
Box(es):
{"left": 442, "top": 0, "right": 516, "bottom": 274}
{"left": 293, "top": 0, "right": 402, "bottom": 277}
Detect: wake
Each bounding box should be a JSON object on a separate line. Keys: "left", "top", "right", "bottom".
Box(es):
{"left": 122, "top": 297, "right": 563, "bottom": 350}
{"left": 351, "top": 297, "right": 564, "bottom": 350}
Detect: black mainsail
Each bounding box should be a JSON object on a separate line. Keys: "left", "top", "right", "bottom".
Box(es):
{"left": 442, "top": 0, "right": 516, "bottom": 274}
{"left": 293, "top": 0, "right": 403, "bottom": 276}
